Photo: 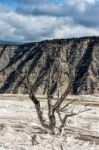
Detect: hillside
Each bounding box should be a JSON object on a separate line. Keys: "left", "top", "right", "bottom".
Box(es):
{"left": 0, "top": 41, "right": 21, "bottom": 45}
{"left": 0, "top": 36, "right": 99, "bottom": 95}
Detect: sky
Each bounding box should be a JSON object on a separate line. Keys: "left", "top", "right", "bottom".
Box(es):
{"left": 0, "top": 0, "right": 99, "bottom": 42}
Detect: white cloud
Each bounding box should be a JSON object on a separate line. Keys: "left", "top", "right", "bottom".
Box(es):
{"left": 54, "top": 24, "right": 99, "bottom": 39}
{"left": 0, "top": 0, "right": 99, "bottom": 42}
{"left": 86, "top": 0, "right": 96, "bottom": 4}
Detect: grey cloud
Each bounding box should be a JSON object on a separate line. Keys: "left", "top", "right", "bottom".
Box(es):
{"left": 16, "top": 4, "right": 65, "bottom": 17}
{"left": 16, "top": 0, "right": 99, "bottom": 28}
{"left": 0, "top": 1, "right": 99, "bottom": 43}
{"left": 0, "top": 7, "right": 66, "bottom": 42}
{"left": 73, "top": 2, "right": 99, "bottom": 27}
{"left": 0, "top": 19, "right": 24, "bottom": 42}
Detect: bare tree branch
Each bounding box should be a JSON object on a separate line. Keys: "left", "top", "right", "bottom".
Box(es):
{"left": 60, "top": 99, "right": 77, "bottom": 112}
{"left": 19, "top": 47, "right": 90, "bottom": 135}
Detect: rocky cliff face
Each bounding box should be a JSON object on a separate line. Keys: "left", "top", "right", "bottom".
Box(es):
{"left": 0, "top": 37, "right": 99, "bottom": 95}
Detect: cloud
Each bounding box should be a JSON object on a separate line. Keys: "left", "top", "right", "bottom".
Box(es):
{"left": 54, "top": 24, "right": 99, "bottom": 39}
{"left": 15, "top": 0, "right": 99, "bottom": 28}
{"left": 0, "top": 7, "right": 73, "bottom": 41}
{"left": 0, "top": 0, "right": 99, "bottom": 42}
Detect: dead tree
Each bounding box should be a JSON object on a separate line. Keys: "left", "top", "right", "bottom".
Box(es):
{"left": 20, "top": 49, "right": 90, "bottom": 134}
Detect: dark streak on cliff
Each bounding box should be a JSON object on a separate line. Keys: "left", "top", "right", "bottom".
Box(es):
{"left": 0, "top": 36, "right": 99, "bottom": 95}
